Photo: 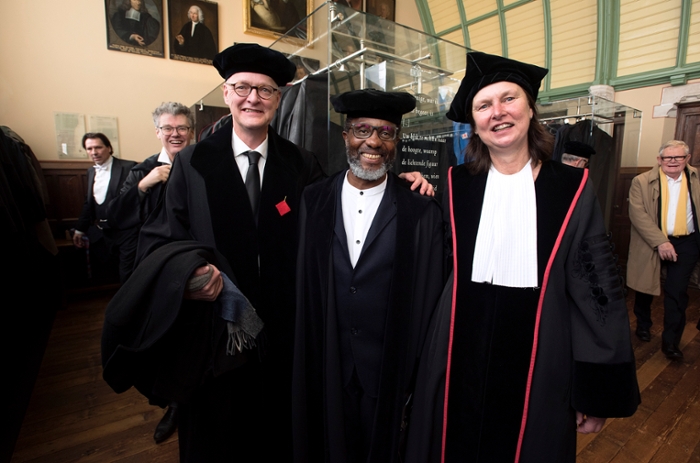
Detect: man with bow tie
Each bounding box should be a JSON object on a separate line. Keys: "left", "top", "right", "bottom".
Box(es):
{"left": 73, "top": 133, "right": 136, "bottom": 282}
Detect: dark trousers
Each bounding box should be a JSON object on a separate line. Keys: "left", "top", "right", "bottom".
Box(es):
{"left": 634, "top": 233, "right": 700, "bottom": 347}
{"left": 342, "top": 369, "right": 378, "bottom": 463}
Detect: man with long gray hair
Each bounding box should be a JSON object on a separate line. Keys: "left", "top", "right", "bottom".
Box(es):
{"left": 173, "top": 5, "right": 217, "bottom": 60}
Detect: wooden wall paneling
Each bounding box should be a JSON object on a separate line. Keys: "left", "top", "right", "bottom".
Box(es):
{"left": 40, "top": 161, "right": 92, "bottom": 240}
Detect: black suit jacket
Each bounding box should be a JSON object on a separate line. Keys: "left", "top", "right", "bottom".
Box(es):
{"left": 76, "top": 157, "right": 136, "bottom": 236}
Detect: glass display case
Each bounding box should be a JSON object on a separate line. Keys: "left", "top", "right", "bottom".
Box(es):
{"left": 538, "top": 96, "right": 642, "bottom": 228}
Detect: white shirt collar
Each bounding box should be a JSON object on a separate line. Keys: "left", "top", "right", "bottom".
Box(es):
{"left": 342, "top": 172, "right": 388, "bottom": 196}
{"left": 157, "top": 147, "right": 173, "bottom": 165}
{"left": 232, "top": 130, "right": 268, "bottom": 159}
{"left": 95, "top": 155, "right": 114, "bottom": 171}
{"left": 664, "top": 171, "right": 684, "bottom": 184}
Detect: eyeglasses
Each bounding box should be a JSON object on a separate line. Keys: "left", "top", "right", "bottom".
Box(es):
{"left": 349, "top": 123, "right": 398, "bottom": 141}
{"left": 225, "top": 82, "right": 279, "bottom": 100}
{"left": 660, "top": 155, "right": 688, "bottom": 163}
{"left": 158, "top": 126, "right": 191, "bottom": 135}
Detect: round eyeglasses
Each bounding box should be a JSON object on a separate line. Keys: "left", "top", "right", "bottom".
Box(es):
{"left": 225, "top": 82, "right": 279, "bottom": 100}
{"left": 349, "top": 123, "right": 398, "bottom": 141}
{"left": 158, "top": 126, "right": 191, "bottom": 135}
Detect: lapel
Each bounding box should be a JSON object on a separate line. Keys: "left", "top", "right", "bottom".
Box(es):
{"left": 107, "top": 158, "right": 123, "bottom": 199}
{"left": 358, "top": 174, "right": 397, "bottom": 263}
{"left": 649, "top": 166, "right": 661, "bottom": 226}
{"left": 87, "top": 165, "right": 95, "bottom": 202}
{"left": 533, "top": 161, "right": 585, "bottom": 284}
{"left": 189, "top": 124, "right": 255, "bottom": 264}
{"left": 333, "top": 173, "right": 350, "bottom": 260}
{"left": 259, "top": 132, "right": 299, "bottom": 227}
{"left": 450, "top": 165, "right": 487, "bottom": 279}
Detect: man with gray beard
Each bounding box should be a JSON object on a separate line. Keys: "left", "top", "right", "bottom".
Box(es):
{"left": 292, "top": 89, "right": 445, "bottom": 463}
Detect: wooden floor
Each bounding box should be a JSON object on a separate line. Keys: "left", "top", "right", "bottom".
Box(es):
{"left": 9, "top": 288, "right": 700, "bottom": 462}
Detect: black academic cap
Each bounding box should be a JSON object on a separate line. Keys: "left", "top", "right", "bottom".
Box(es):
{"left": 330, "top": 88, "right": 416, "bottom": 126}
{"left": 564, "top": 141, "right": 596, "bottom": 159}
{"left": 446, "top": 51, "right": 549, "bottom": 123}
{"left": 213, "top": 43, "right": 296, "bottom": 87}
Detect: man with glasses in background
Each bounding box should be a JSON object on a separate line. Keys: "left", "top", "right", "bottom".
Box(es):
{"left": 106, "top": 102, "right": 194, "bottom": 444}
{"left": 292, "top": 89, "right": 444, "bottom": 463}
{"left": 109, "top": 102, "right": 194, "bottom": 282}
{"left": 628, "top": 140, "right": 700, "bottom": 360}
{"left": 560, "top": 140, "right": 595, "bottom": 169}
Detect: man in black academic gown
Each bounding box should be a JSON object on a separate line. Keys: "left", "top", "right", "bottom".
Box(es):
{"left": 135, "top": 43, "right": 324, "bottom": 462}
{"left": 292, "top": 89, "right": 445, "bottom": 463}
{"left": 108, "top": 102, "right": 194, "bottom": 281}
{"left": 107, "top": 101, "right": 194, "bottom": 444}
{"left": 73, "top": 133, "right": 136, "bottom": 282}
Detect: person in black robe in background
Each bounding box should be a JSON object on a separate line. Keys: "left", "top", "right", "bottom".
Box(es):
{"left": 107, "top": 101, "right": 194, "bottom": 444}
{"left": 108, "top": 102, "right": 194, "bottom": 282}
{"left": 293, "top": 89, "right": 444, "bottom": 463}
{"left": 406, "top": 52, "right": 640, "bottom": 463}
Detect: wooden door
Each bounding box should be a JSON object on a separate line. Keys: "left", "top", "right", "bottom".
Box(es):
{"left": 675, "top": 101, "right": 700, "bottom": 168}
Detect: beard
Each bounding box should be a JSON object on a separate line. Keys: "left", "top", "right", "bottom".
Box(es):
{"left": 346, "top": 146, "right": 393, "bottom": 182}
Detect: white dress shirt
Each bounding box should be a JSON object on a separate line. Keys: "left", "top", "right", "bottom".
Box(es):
{"left": 232, "top": 131, "right": 268, "bottom": 188}
{"left": 93, "top": 156, "right": 114, "bottom": 205}
{"left": 341, "top": 172, "right": 387, "bottom": 268}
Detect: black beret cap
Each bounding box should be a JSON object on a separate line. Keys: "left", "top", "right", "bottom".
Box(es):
{"left": 330, "top": 88, "right": 417, "bottom": 126}
{"left": 446, "top": 51, "right": 549, "bottom": 123}
{"left": 564, "top": 141, "right": 596, "bottom": 159}
{"left": 213, "top": 43, "right": 296, "bottom": 87}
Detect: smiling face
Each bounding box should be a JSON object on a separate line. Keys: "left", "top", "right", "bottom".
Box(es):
{"left": 156, "top": 113, "right": 192, "bottom": 161}
{"left": 224, "top": 72, "right": 280, "bottom": 146}
{"left": 85, "top": 138, "right": 112, "bottom": 165}
{"left": 658, "top": 145, "right": 689, "bottom": 180}
{"left": 343, "top": 117, "right": 397, "bottom": 189}
{"left": 470, "top": 81, "right": 533, "bottom": 158}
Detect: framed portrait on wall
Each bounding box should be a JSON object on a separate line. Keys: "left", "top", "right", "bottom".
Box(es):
{"left": 365, "top": 0, "right": 394, "bottom": 21}
{"left": 105, "top": 0, "right": 165, "bottom": 57}
{"left": 168, "top": 0, "right": 219, "bottom": 64}
{"left": 244, "top": 0, "right": 313, "bottom": 45}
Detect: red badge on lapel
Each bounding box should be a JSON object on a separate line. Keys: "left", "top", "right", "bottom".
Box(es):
{"left": 276, "top": 197, "right": 291, "bottom": 216}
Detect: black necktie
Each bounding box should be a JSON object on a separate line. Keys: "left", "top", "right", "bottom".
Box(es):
{"left": 245, "top": 150, "right": 261, "bottom": 221}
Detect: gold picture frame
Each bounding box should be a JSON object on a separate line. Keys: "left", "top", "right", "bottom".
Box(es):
{"left": 244, "top": 0, "right": 313, "bottom": 46}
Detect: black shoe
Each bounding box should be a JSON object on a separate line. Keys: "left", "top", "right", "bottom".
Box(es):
{"left": 635, "top": 327, "right": 651, "bottom": 342}
{"left": 661, "top": 343, "right": 684, "bottom": 361}
{"left": 154, "top": 406, "right": 178, "bottom": 443}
